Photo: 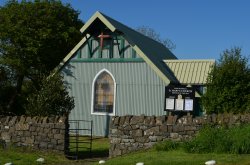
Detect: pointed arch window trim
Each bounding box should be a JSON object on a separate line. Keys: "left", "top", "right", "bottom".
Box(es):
{"left": 91, "top": 69, "right": 116, "bottom": 116}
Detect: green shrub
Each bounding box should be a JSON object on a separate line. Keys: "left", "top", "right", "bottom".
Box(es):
{"left": 25, "top": 73, "right": 74, "bottom": 116}
{"left": 183, "top": 125, "right": 224, "bottom": 153}
{"left": 228, "top": 125, "right": 250, "bottom": 154}
{"left": 184, "top": 124, "right": 250, "bottom": 154}
{"left": 154, "top": 140, "right": 180, "bottom": 151}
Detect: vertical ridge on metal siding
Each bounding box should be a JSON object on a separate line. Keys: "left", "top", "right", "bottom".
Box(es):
{"left": 187, "top": 62, "right": 191, "bottom": 84}
{"left": 196, "top": 62, "right": 202, "bottom": 83}
{"left": 124, "top": 40, "right": 130, "bottom": 58}
{"left": 91, "top": 40, "right": 99, "bottom": 58}
{"left": 181, "top": 63, "right": 187, "bottom": 83}
{"left": 188, "top": 62, "right": 195, "bottom": 83}
{"left": 92, "top": 115, "right": 110, "bottom": 136}
{"left": 201, "top": 62, "right": 206, "bottom": 83}
{"left": 198, "top": 62, "right": 204, "bottom": 83}
{"left": 102, "top": 49, "right": 109, "bottom": 58}
{"left": 187, "top": 62, "right": 192, "bottom": 83}
{"left": 80, "top": 43, "right": 89, "bottom": 58}
{"left": 203, "top": 62, "right": 209, "bottom": 82}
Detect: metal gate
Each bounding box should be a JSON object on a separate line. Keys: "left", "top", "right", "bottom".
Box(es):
{"left": 66, "top": 120, "right": 93, "bottom": 160}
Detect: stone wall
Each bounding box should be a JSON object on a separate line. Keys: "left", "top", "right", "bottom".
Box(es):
{"left": 109, "top": 114, "right": 250, "bottom": 157}
{"left": 0, "top": 116, "right": 68, "bottom": 153}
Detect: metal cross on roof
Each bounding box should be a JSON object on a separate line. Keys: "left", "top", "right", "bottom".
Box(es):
{"left": 98, "top": 32, "right": 111, "bottom": 49}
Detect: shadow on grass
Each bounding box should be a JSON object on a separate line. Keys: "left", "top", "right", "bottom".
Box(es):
{"left": 65, "top": 137, "right": 109, "bottom": 160}
{"left": 66, "top": 149, "right": 109, "bottom": 160}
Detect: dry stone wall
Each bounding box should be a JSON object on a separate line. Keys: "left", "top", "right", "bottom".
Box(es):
{"left": 0, "top": 116, "right": 68, "bottom": 153}
{"left": 109, "top": 114, "right": 250, "bottom": 157}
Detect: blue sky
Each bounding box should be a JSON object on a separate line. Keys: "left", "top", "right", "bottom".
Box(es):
{"left": 1, "top": 0, "right": 250, "bottom": 60}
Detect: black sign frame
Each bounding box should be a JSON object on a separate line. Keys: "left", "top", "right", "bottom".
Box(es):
{"left": 164, "top": 85, "right": 195, "bottom": 111}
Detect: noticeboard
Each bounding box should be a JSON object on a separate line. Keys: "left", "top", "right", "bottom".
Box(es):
{"left": 164, "top": 85, "right": 195, "bottom": 111}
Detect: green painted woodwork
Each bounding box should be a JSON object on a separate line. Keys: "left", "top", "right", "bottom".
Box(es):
{"left": 132, "top": 49, "right": 136, "bottom": 58}
{"left": 111, "top": 36, "right": 124, "bottom": 58}
{"left": 87, "top": 39, "right": 92, "bottom": 58}
{"left": 109, "top": 39, "right": 113, "bottom": 58}
{"left": 119, "top": 37, "right": 125, "bottom": 58}
{"left": 97, "top": 42, "right": 103, "bottom": 58}
{"left": 75, "top": 34, "right": 140, "bottom": 61}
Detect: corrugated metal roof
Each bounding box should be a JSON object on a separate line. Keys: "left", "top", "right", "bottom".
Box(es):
{"left": 164, "top": 60, "right": 215, "bottom": 85}
{"left": 59, "top": 11, "right": 178, "bottom": 84}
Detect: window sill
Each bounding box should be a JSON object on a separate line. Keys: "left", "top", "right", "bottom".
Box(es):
{"left": 91, "top": 112, "right": 115, "bottom": 116}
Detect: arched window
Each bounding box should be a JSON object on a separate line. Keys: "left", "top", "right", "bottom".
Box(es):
{"left": 91, "top": 69, "right": 116, "bottom": 115}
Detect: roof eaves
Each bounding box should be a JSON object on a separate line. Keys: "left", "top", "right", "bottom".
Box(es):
{"left": 164, "top": 59, "right": 215, "bottom": 63}
{"left": 133, "top": 45, "right": 173, "bottom": 85}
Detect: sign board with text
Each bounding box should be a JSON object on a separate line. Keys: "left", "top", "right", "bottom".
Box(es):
{"left": 164, "top": 86, "right": 195, "bottom": 111}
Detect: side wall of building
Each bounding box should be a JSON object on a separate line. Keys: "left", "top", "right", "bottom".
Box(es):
{"left": 62, "top": 62, "right": 168, "bottom": 136}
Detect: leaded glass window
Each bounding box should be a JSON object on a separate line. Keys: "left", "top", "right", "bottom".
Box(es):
{"left": 93, "top": 71, "right": 114, "bottom": 114}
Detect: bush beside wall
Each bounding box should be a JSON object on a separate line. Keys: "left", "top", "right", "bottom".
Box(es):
{"left": 109, "top": 113, "right": 250, "bottom": 157}
{"left": 0, "top": 116, "right": 67, "bottom": 153}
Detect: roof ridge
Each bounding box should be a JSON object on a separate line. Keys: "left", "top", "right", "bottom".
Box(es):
{"left": 99, "top": 12, "right": 169, "bottom": 48}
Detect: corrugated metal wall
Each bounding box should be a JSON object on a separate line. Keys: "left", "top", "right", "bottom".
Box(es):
{"left": 62, "top": 62, "right": 168, "bottom": 136}
{"left": 62, "top": 34, "right": 169, "bottom": 136}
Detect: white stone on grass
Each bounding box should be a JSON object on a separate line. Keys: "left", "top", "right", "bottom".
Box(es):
{"left": 99, "top": 160, "right": 106, "bottom": 164}
{"left": 4, "top": 163, "right": 13, "bottom": 165}
{"left": 205, "top": 160, "right": 216, "bottom": 165}
{"left": 136, "top": 162, "right": 144, "bottom": 165}
{"left": 36, "top": 157, "right": 45, "bottom": 163}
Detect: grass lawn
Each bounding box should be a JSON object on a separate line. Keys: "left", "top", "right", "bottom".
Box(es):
{"left": 0, "top": 137, "right": 109, "bottom": 165}
{"left": 0, "top": 147, "right": 71, "bottom": 165}
{"left": 67, "top": 136, "right": 109, "bottom": 159}
{"left": 2, "top": 137, "right": 250, "bottom": 165}
{"left": 102, "top": 149, "right": 250, "bottom": 165}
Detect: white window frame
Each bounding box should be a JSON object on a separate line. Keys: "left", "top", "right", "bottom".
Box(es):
{"left": 91, "top": 68, "right": 116, "bottom": 116}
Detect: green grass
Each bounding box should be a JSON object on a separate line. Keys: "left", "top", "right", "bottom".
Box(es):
{"left": 0, "top": 137, "right": 109, "bottom": 165}
{"left": 2, "top": 135, "right": 250, "bottom": 165}
{"left": 67, "top": 136, "right": 109, "bottom": 159}
{"left": 100, "top": 149, "right": 250, "bottom": 165}
{"left": 0, "top": 147, "right": 70, "bottom": 165}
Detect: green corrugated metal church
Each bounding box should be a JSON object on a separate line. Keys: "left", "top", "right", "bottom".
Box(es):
{"left": 59, "top": 11, "right": 214, "bottom": 137}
